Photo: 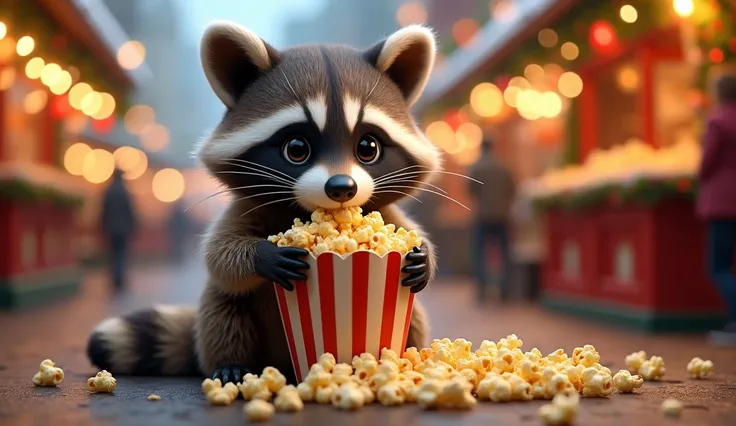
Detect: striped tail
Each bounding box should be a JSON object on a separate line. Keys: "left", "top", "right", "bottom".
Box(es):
{"left": 86, "top": 305, "right": 202, "bottom": 377}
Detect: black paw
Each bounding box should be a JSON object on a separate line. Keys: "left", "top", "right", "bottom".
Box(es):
{"left": 211, "top": 364, "right": 253, "bottom": 384}
{"left": 254, "top": 241, "right": 310, "bottom": 291}
{"left": 402, "top": 245, "right": 430, "bottom": 293}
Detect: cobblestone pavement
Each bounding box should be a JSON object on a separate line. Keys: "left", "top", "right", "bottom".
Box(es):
{"left": 0, "top": 257, "right": 734, "bottom": 426}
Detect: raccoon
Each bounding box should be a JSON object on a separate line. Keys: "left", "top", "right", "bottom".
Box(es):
{"left": 86, "top": 21, "right": 442, "bottom": 384}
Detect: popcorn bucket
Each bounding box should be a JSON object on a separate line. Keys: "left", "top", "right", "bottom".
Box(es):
{"left": 274, "top": 250, "right": 414, "bottom": 382}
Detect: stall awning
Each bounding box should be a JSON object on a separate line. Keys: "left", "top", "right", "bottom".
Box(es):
{"left": 414, "top": 0, "right": 581, "bottom": 115}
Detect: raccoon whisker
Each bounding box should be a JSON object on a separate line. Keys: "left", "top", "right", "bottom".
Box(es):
{"left": 375, "top": 179, "right": 448, "bottom": 194}
{"left": 373, "top": 165, "right": 428, "bottom": 184}
{"left": 280, "top": 68, "right": 300, "bottom": 103}
{"left": 240, "top": 196, "right": 300, "bottom": 217}
{"left": 379, "top": 185, "right": 472, "bottom": 211}
{"left": 378, "top": 170, "right": 484, "bottom": 185}
{"left": 371, "top": 190, "right": 423, "bottom": 203}
{"left": 214, "top": 170, "right": 295, "bottom": 187}
{"left": 221, "top": 159, "right": 297, "bottom": 182}
{"left": 184, "top": 184, "right": 294, "bottom": 212}
{"left": 231, "top": 191, "right": 296, "bottom": 204}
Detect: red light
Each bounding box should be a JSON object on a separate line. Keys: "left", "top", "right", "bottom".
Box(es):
{"left": 444, "top": 109, "right": 466, "bottom": 130}
{"left": 93, "top": 115, "right": 116, "bottom": 134}
{"left": 590, "top": 21, "right": 616, "bottom": 51}
{"left": 709, "top": 48, "right": 724, "bottom": 63}
{"left": 51, "top": 94, "right": 70, "bottom": 120}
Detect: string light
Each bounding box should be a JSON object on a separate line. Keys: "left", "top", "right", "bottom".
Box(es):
{"left": 152, "top": 168, "right": 186, "bottom": 203}
{"left": 619, "top": 5, "right": 638, "bottom": 23}
{"left": 124, "top": 104, "right": 156, "bottom": 135}
{"left": 15, "top": 36, "right": 34, "bottom": 56}
{"left": 0, "top": 22, "right": 6, "bottom": 39}
{"left": 425, "top": 121, "right": 456, "bottom": 152}
{"left": 560, "top": 42, "right": 579, "bottom": 60}
{"left": 63, "top": 142, "right": 92, "bottom": 176}
{"left": 40, "top": 63, "right": 62, "bottom": 87}
{"left": 673, "top": 0, "right": 694, "bottom": 17}
{"left": 558, "top": 72, "right": 584, "bottom": 98}
{"left": 25, "top": 57, "right": 45, "bottom": 79}
{"left": 538, "top": 29, "right": 558, "bottom": 47}
{"left": 82, "top": 149, "right": 115, "bottom": 184}
{"left": 117, "top": 40, "right": 146, "bottom": 70}
{"left": 469, "top": 82, "right": 504, "bottom": 117}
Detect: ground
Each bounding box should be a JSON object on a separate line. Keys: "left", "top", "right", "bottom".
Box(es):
{"left": 0, "top": 259, "right": 734, "bottom": 426}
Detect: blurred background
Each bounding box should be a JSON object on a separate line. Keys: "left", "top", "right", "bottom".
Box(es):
{"left": 0, "top": 0, "right": 734, "bottom": 338}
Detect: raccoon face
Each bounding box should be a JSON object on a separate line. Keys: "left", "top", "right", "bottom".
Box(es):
{"left": 196, "top": 22, "right": 442, "bottom": 212}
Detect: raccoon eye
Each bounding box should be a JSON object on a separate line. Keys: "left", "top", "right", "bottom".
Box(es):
{"left": 356, "top": 135, "right": 382, "bottom": 165}
{"left": 282, "top": 137, "right": 311, "bottom": 165}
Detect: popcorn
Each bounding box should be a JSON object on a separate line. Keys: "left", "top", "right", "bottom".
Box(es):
{"left": 661, "top": 398, "right": 684, "bottom": 417}
{"left": 201, "top": 378, "right": 239, "bottom": 405}
{"left": 267, "top": 207, "right": 422, "bottom": 256}
{"left": 625, "top": 350, "right": 647, "bottom": 373}
{"left": 332, "top": 383, "right": 366, "bottom": 410}
{"left": 273, "top": 385, "right": 304, "bottom": 412}
{"left": 638, "top": 356, "right": 665, "bottom": 381}
{"left": 686, "top": 357, "right": 714, "bottom": 379}
{"left": 318, "top": 353, "right": 337, "bottom": 372}
{"left": 261, "top": 366, "right": 287, "bottom": 393}
{"left": 315, "top": 383, "right": 339, "bottom": 404}
{"left": 32, "top": 359, "right": 64, "bottom": 387}
{"left": 539, "top": 392, "right": 580, "bottom": 425}
{"left": 238, "top": 375, "right": 272, "bottom": 401}
{"left": 377, "top": 382, "right": 405, "bottom": 405}
{"left": 147, "top": 394, "right": 161, "bottom": 401}
{"left": 477, "top": 376, "right": 511, "bottom": 402}
{"left": 244, "top": 399, "right": 275, "bottom": 422}
{"left": 581, "top": 367, "right": 613, "bottom": 397}
{"left": 612, "top": 370, "right": 643, "bottom": 393}
{"left": 88, "top": 370, "right": 117, "bottom": 394}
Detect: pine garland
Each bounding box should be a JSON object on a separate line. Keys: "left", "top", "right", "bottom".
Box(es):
{"left": 0, "top": 0, "right": 130, "bottom": 111}
{"left": 0, "top": 178, "right": 84, "bottom": 208}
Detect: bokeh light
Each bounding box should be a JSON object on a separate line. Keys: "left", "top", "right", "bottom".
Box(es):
{"left": 425, "top": 120, "right": 456, "bottom": 152}
{"left": 124, "top": 104, "right": 156, "bottom": 135}
{"left": 0, "top": 37, "right": 15, "bottom": 62}
{"left": 92, "top": 92, "right": 116, "bottom": 120}
{"left": 49, "top": 71, "right": 73, "bottom": 95}
{"left": 40, "top": 63, "right": 62, "bottom": 87}
{"left": 524, "top": 64, "right": 545, "bottom": 82}
{"left": 558, "top": 72, "right": 584, "bottom": 98}
{"left": 82, "top": 149, "right": 115, "bottom": 184}
{"left": 452, "top": 19, "right": 479, "bottom": 47}
{"left": 560, "top": 42, "right": 579, "bottom": 60}
{"left": 396, "top": 1, "right": 427, "bottom": 26}
{"left": 619, "top": 5, "right": 638, "bottom": 23}
{"left": 15, "top": 36, "right": 34, "bottom": 56}
{"left": 81, "top": 91, "right": 103, "bottom": 117}
{"left": 673, "top": 0, "right": 694, "bottom": 17}
{"left": 0, "top": 67, "right": 15, "bottom": 91}
{"left": 69, "top": 82, "right": 93, "bottom": 110}
{"left": 538, "top": 29, "right": 558, "bottom": 47}
{"left": 617, "top": 65, "right": 640, "bottom": 92}
{"left": 22, "top": 89, "right": 48, "bottom": 114}
{"left": 470, "top": 83, "right": 504, "bottom": 117}
{"left": 152, "top": 168, "right": 185, "bottom": 203}
{"left": 25, "top": 57, "right": 44, "bottom": 79}
{"left": 117, "top": 40, "right": 146, "bottom": 70}
{"left": 140, "top": 123, "right": 171, "bottom": 152}
{"left": 63, "top": 142, "right": 92, "bottom": 176}
{"left": 0, "top": 22, "right": 6, "bottom": 40}
{"left": 455, "top": 122, "right": 483, "bottom": 150}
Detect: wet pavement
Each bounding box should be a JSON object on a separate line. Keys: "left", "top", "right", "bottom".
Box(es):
{"left": 0, "top": 256, "right": 735, "bottom": 425}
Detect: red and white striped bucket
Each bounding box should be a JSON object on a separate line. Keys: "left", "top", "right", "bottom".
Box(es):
{"left": 274, "top": 250, "right": 415, "bottom": 382}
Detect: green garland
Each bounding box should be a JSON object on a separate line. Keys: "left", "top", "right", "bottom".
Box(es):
{"left": 0, "top": 178, "right": 84, "bottom": 208}
{"left": 0, "top": 0, "right": 131, "bottom": 112}
{"left": 531, "top": 176, "right": 698, "bottom": 214}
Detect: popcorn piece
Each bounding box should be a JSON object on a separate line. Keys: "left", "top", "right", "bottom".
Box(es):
{"left": 88, "top": 370, "right": 117, "bottom": 394}
{"left": 477, "top": 376, "right": 512, "bottom": 402}
{"left": 581, "top": 367, "right": 613, "bottom": 397}
{"left": 539, "top": 392, "right": 580, "bottom": 426}
{"left": 661, "top": 398, "right": 683, "bottom": 417}
{"left": 638, "top": 356, "right": 665, "bottom": 381}
{"left": 625, "top": 350, "right": 647, "bottom": 373}
{"left": 239, "top": 376, "right": 272, "bottom": 401}
{"left": 612, "top": 370, "right": 643, "bottom": 393}
{"left": 318, "top": 353, "right": 337, "bottom": 372}
{"left": 296, "top": 382, "right": 315, "bottom": 402}
{"left": 32, "top": 359, "right": 65, "bottom": 387}
{"left": 202, "top": 378, "right": 239, "bottom": 406}
{"left": 686, "top": 357, "right": 714, "bottom": 379}
{"left": 377, "top": 382, "right": 405, "bottom": 405}
{"left": 572, "top": 345, "right": 600, "bottom": 368}
{"left": 273, "top": 386, "right": 304, "bottom": 412}
{"left": 147, "top": 394, "right": 161, "bottom": 401}
{"left": 261, "top": 366, "right": 287, "bottom": 393}
{"left": 244, "top": 399, "right": 275, "bottom": 423}
{"left": 267, "top": 207, "right": 422, "bottom": 256}
{"left": 315, "top": 383, "right": 338, "bottom": 404}
{"left": 437, "top": 377, "right": 477, "bottom": 410}
{"left": 332, "top": 384, "right": 366, "bottom": 410}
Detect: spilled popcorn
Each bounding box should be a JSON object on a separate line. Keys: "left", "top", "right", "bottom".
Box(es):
{"left": 686, "top": 357, "right": 714, "bottom": 379}
{"left": 624, "top": 351, "right": 665, "bottom": 381}
{"left": 612, "top": 370, "right": 643, "bottom": 393}
{"left": 538, "top": 392, "right": 580, "bottom": 425}
{"left": 202, "top": 378, "right": 239, "bottom": 405}
{"left": 87, "top": 370, "right": 117, "bottom": 393}
{"left": 32, "top": 359, "right": 64, "bottom": 387}
{"left": 661, "top": 398, "right": 684, "bottom": 417}
{"left": 244, "top": 399, "right": 275, "bottom": 422}
{"left": 147, "top": 394, "right": 161, "bottom": 401}
{"left": 268, "top": 207, "right": 422, "bottom": 256}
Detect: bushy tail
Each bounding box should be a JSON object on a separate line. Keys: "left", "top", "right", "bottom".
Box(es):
{"left": 86, "top": 305, "right": 202, "bottom": 377}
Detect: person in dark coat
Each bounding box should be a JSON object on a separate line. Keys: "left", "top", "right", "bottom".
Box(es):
{"left": 697, "top": 74, "right": 736, "bottom": 346}
{"left": 100, "top": 168, "right": 138, "bottom": 290}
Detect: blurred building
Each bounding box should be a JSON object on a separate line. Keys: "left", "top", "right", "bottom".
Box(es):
{"left": 416, "top": 0, "right": 734, "bottom": 330}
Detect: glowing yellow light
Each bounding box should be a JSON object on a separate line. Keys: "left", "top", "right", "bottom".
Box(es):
{"left": 82, "top": 149, "right": 116, "bottom": 184}
{"left": 456, "top": 122, "right": 483, "bottom": 150}
{"left": 560, "top": 42, "right": 579, "bottom": 61}
{"left": 40, "top": 63, "right": 62, "bottom": 87}
{"left": 673, "top": 0, "right": 693, "bottom": 17}
{"left": 0, "top": 22, "right": 6, "bottom": 40}
{"left": 141, "top": 123, "right": 170, "bottom": 152}
{"left": 558, "top": 72, "right": 584, "bottom": 98}
{"left": 0, "top": 67, "right": 15, "bottom": 91}
{"left": 124, "top": 104, "right": 156, "bottom": 135}
{"left": 16, "top": 36, "right": 34, "bottom": 56}
{"left": 124, "top": 149, "right": 148, "bottom": 180}
{"left": 81, "top": 91, "right": 103, "bottom": 116}
{"left": 49, "top": 71, "right": 72, "bottom": 95}
{"left": 453, "top": 144, "right": 481, "bottom": 166}
{"left": 396, "top": 1, "right": 427, "bottom": 26}
{"left": 425, "top": 121, "right": 456, "bottom": 151}
{"left": 25, "top": 57, "right": 45, "bottom": 79}
{"left": 619, "top": 5, "right": 638, "bottom": 23}
{"left": 114, "top": 146, "right": 141, "bottom": 171}
{"left": 508, "top": 76, "right": 531, "bottom": 89}
{"left": 0, "top": 37, "right": 15, "bottom": 63}
{"left": 524, "top": 63, "right": 545, "bottom": 82}
{"left": 470, "top": 82, "right": 504, "bottom": 118}
{"left": 63, "top": 142, "right": 92, "bottom": 176}
{"left": 117, "top": 40, "right": 146, "bottom": 70}
{"left": 92, "top": 92, "right": 116, "bottom": 120}
{"left": 23, "top": 89, "right": 48, "bottom": 114}
{"left": 503, "top": 86, "right": 521, "bottom": 107}
{"left": 152, "top": 168, "right": 186, "bottom": 203}
{"left": 538, "top": 29, "right": 558, "bottom": 47}
{"left": 539, "top": 91, "right": 563, "bottom": 118}
{"left": 516, "top": 90, "right": 542, "bottom": 120}
{"left": 69, "top": 83, "right": 93, "bottom": 110}
{"left": 616, "top": 65, "right": 640, "bottom": 93}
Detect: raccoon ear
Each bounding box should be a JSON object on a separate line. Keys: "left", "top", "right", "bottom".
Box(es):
{"left": 364, "top": 25, "right": 436, "bottom": 106}
{"left": 200, "top": 21, "right": 280, "bottom": 108}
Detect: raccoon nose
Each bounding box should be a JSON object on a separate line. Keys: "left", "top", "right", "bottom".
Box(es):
{"left": 324, "top": 174, "right": 357, "bottom": 203}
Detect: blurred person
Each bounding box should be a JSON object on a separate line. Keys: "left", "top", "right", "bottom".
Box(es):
{"left": 168, "top": 199, "right": 192, "bottom": 263}
{"left": 698, "top": 74, "right": 736, "bottom": 346}
{"left": 100, "top": 168, "right": 138, "bottom": 291}
{"left": 468, "top": 139, "right": 517, "bottom": 302}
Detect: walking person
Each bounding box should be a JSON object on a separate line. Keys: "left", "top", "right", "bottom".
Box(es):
{"left": 100, "top": 168, "right": 138, "bottom": 291}
{"left": 468, "top": 139, "right": 517, "bottom": 302}
{"left": 698, "top": 74, "right": 736, "bottom": 346}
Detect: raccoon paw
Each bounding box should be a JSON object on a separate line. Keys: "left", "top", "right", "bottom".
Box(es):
{"left": 401, "top": 245, "right": 429, "bottom": 293}
{"left": 254, "top": 241, "right": 310, "bottom": 291}
{"left": 211, "top": 364, "right": 253, "bottom": 384}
